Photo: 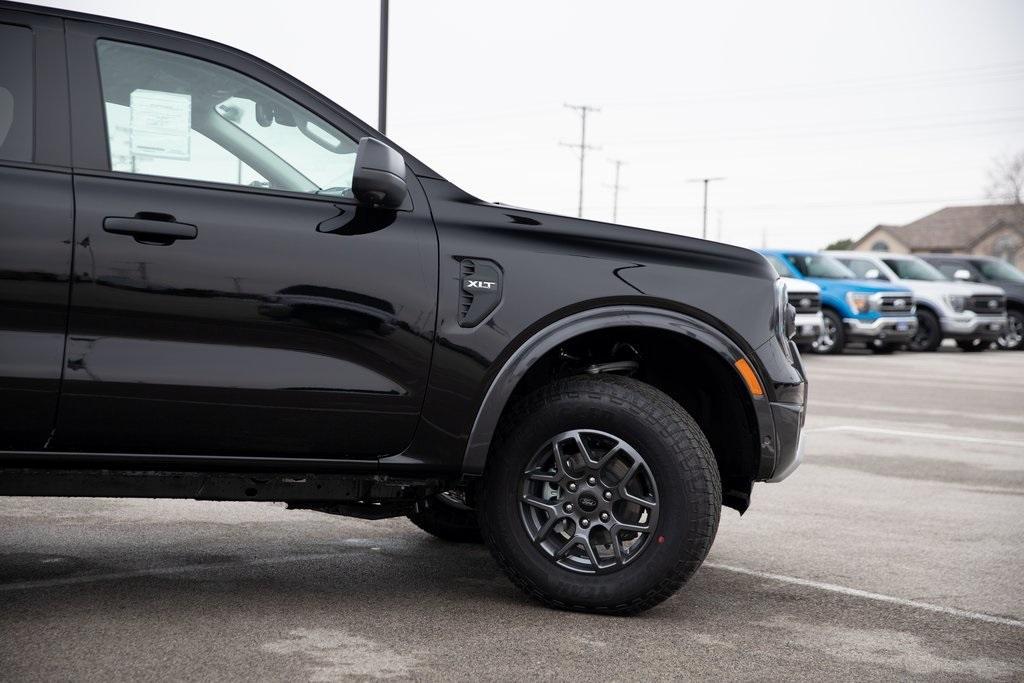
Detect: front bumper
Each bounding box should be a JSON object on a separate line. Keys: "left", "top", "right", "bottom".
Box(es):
{"left": 941, "top": 313, "right": 1008, "bottom": 340}
{"left": 793, "top": 312, "right": 824, "bottom": 343}
{"left": 753, "top": 337, "right": 807, "bottom": 482}
{"left": 844, "top": 314, "right": 918, "bottom": 343}
{"left": 766, "top": 401, "right": 805, "bottom": 482}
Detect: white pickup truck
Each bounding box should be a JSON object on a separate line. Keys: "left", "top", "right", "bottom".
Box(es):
{"left": 783, "top": 277, "right": 825, "bottom": 351}
{"left": 828, "top": 251, "right": 1007, "bottom": 352}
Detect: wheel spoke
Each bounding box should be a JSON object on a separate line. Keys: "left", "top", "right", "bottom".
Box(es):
{"left": 524, "top": 467, "right": 559, "bottom": 483}
{"left": 613, "top": 520, "right": 651, "bottom": 534}
{"left": 533, "top": 512, "right": 562, "bottom": 541}
{"left": 551, "top": 440, "right": 569, "bottom": 479}
{"left": 555, "top": 537, "right": 579, "bottom": 558}
{"left": 621, "top": 489, "right": 657, "bottom": 509}
{"left": 591, "top": 443, "right": 622, "bottom": 469}
{"left": 578, "top": 533, "right": 601, "bottom": 568}
{"left": 608, "top": 533, "right": 625, "bottom": 566}
{"left": 573, "top": 433, "right": 592, "bottom": 465}
{"left": 521, "top": 495, "right": 557, "bottom": 514}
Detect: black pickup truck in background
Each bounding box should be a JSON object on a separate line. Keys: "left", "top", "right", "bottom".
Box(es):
{"left": 0, "top": 1, "right": 806, "bottom": 614}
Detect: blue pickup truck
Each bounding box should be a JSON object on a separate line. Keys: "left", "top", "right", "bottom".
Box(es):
{"left": 760, "top": 250, "right": 918, "bottom": 354}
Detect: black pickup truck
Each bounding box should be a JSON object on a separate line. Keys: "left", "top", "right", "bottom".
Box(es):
{"left": 0, "top": 1, "right": 806, "bottom": 614}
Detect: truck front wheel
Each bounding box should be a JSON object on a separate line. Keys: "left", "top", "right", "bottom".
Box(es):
{"left": 815, "top": 309, "right": 846, "bottom": 354}
{"left": 480, "top": 374, "right": 721, "bottom": 615}
{"left": 909, "top": 309, "right": 942, "bottom": 352}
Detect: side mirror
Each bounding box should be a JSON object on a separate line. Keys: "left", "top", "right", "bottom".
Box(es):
{"left": 953, "top": 269, "right": 972, "bottom": 281}
{"left": 865, "top": 268, "right": 882, "bottom": 280}
{"left": 351, "top": 137, "right": 408, "bottom": 209}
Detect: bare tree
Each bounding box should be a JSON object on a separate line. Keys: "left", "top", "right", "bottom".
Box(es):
{"left": 986, "top": 151, "right": 1024, "bottom": 205}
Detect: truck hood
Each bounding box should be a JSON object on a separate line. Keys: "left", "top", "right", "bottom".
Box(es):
{"left": 782, "top": 277, "right": 820, "bottom": 294}
{"left": 891, "top": 279, "right": 1005, "bottom": 298}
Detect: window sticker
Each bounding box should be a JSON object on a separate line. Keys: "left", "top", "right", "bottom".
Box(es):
{"left": 130, "top": 89, "right": 191, "bottom": 160}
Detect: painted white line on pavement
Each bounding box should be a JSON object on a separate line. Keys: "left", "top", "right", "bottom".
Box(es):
{"left": 805, "top": 425, "right": 1023, "bottom": 448}
{"left": 706, "top": 563, "right": 1024, "bottom": 629}
{"left": 809, "top": 373, "right": 1024, "bottom": 394}
{"left": 810, "top": 400, "right": 1024, "bottom": 426}
{"left": 0, "top": 551, "right": 354, "bottom": 593}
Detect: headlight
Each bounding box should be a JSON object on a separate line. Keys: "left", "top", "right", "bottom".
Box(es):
{"left": 845, "top": 292, "right": 872, "bottom": 314}
{"left": 774, "top": 279, "right": 795, "bottom": 361}
{"left": 946, "top": 294, "right": 966, "bottom": 313}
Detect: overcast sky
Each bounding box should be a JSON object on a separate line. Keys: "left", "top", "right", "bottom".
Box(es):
{"left": 37, "top": 0, "right": 1024, "bottom": 249}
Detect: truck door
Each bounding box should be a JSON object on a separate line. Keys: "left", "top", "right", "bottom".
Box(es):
{"left": 56, "top": 21, "right": 438, "bottom": 459}
{"left": 0, "top": 11, "right": 72, "bottom": 451}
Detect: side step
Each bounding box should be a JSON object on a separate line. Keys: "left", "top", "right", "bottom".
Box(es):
{"left": 0, "top": 468, "right": 438, "bottom": 507}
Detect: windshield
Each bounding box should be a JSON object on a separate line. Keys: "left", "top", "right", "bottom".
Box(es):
{"left": 763, "top": 253, "right": 794, "bottom": 277}
{"left": 786, "top": 254, "right": 856, "bottom": 279}
{"left": 979, "top": 259, "right": 1024, "bottom": 283}
{"left": 882, "top": 258, "right": 947, "bottom": 281}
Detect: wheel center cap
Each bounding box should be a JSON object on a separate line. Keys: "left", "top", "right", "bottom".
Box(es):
{"left": 577, "top": 493, "right": 599, "bottom": 512}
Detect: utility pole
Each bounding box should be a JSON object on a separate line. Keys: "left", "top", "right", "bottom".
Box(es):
{"left": 607, "top": 159, "right": 625, "bottom": 223}
{"left": 687, "top": 176, "right": 725, "bottom": 239}
{"left": 378, "top": 0, "right": 389, "bottom": 134}
{"left": 560, "top": 104, "right": 600, "bottom": 218}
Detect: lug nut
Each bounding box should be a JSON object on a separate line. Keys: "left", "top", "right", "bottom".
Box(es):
{"left": 604, "top": 491, "right": 613, "bottom": 500}
{"left": 579, "top": 518, "right": 590, "bottom": 528}
{"left": 600, "top": 512, "right": 610, "bottom": 522}
{"left": 567, "top": 482, "right": 578, "bottom": 492}
{"left": 564, "top": 503, "right": 574, "bottom": 513}
{"left": 587, "top": 476, "right": 597, "bottom": 485}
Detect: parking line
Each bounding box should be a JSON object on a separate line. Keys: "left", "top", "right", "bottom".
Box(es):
{"left": 805, "top": 425, "right": 1023, "bottom": 448}
{"left": 809, "top": 373, "right": 1024, "bottom": 394}
{"left": 0, "top": 551, "right": 351, "bottom": 593}
{"left": 706, "top": 563, "right": 1024, "bottom": 628}
{"left": 810, "top": 400, "right": 1024, "bottom": 425}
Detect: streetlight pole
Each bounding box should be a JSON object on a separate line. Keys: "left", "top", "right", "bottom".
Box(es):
{"left": 378, "top": 0, "right": 389, "bottom": 135}
{"left": 688, "top": 177, "right": 725, "bottom": 239}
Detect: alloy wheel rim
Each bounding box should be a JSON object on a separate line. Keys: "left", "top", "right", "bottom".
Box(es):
{"left": 818, "top": 318, "right": 837, "bottom": 351}
{"left": 518, "top": 429, "right": 660, "bottom": 574}
{"left": 910, "top": 316, "right": 934, "bottom": 350}
{"left": 999, "top": 313, "right": 1023, "bottom": 349}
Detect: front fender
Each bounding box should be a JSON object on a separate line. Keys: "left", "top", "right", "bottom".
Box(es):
{"left": 461, "top": 305, "right": 778, "bottom": 476}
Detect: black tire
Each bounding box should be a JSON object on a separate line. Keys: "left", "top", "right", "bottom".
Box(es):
{"left": 480, "top": 374, "right": 721, "bottom": 615}
{"left": 815, "top": 309, "right": 846, "bottom": 354}
{"left": 956, "top": 338, "right": 989, "bottom": 353}
{"left": 997, "top": 309, "right": 1024, "bottom": 350}
{"left": 407, "top": 494, "right": 482, "bottom": 543}
{"left": 908, "top": 308, "right": 942, "bottom": 352}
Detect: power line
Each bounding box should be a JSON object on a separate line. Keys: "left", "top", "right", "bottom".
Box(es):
{"left": 560, "top": 104, "right": 600, "bottom": 218}
{"left": 688, "top": 177, "right": 725, "bottom": 239}
{"left": 606, "top": 159, "right": 625, "bottom": 223}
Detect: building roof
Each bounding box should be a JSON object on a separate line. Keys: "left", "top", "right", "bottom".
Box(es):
{"left": 885, "top": 204, "right": 1022, "bottom": 250}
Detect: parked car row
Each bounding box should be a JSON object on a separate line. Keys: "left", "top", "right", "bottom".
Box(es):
{"left": 758, "top": 249, "right": 1023, "bottom": 354}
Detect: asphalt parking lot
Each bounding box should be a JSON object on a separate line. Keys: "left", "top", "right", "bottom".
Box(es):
{"left": 1, "top": 349, "right": 1022, "bottom": 681}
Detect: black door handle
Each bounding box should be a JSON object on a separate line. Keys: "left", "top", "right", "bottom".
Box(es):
{"left": 103, "top": 216, "right": 198, "bottom": 243}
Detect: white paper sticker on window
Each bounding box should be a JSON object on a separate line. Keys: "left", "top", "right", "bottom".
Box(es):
{"left": 130, "top": 89, "right": 191, "bottom": 160}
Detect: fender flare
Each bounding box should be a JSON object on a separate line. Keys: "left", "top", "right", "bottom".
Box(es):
{"left": 461, "top": 305, "right": 767, "bottom": 475}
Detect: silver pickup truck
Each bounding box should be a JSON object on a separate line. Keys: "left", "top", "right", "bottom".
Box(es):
{"left": 828, "top": 251, "right": 1007, "bottom": 352}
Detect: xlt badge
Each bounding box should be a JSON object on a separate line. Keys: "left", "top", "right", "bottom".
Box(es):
{"left": 459, "top": 258, "right": 503, "bottom": 327}
{"left": 465, "top": 280, "right": 497, "bottom": 290}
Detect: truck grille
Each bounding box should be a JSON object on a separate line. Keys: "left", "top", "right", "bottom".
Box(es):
{"left": 967, "top": 294, "right": 1006, "bottom": 314}
{"left": 878, "top": 294, "right": 914, "bottom": 314}
{"left": 788, "top": 291, "right": 821, "bottom": 314}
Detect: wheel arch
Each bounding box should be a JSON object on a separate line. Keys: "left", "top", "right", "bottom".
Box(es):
{"left": 461, "top": 306, "right": 774, "bottom": 511}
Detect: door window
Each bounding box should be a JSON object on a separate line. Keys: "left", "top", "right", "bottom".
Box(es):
{"left": 95, "top": 40, "right": 358, "bottom": 197}
{"left": 839, "top": 257, "right": 886, "bottom": 280}
{"left": 0, "top": 23, "right": 33, "bottom": 162}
